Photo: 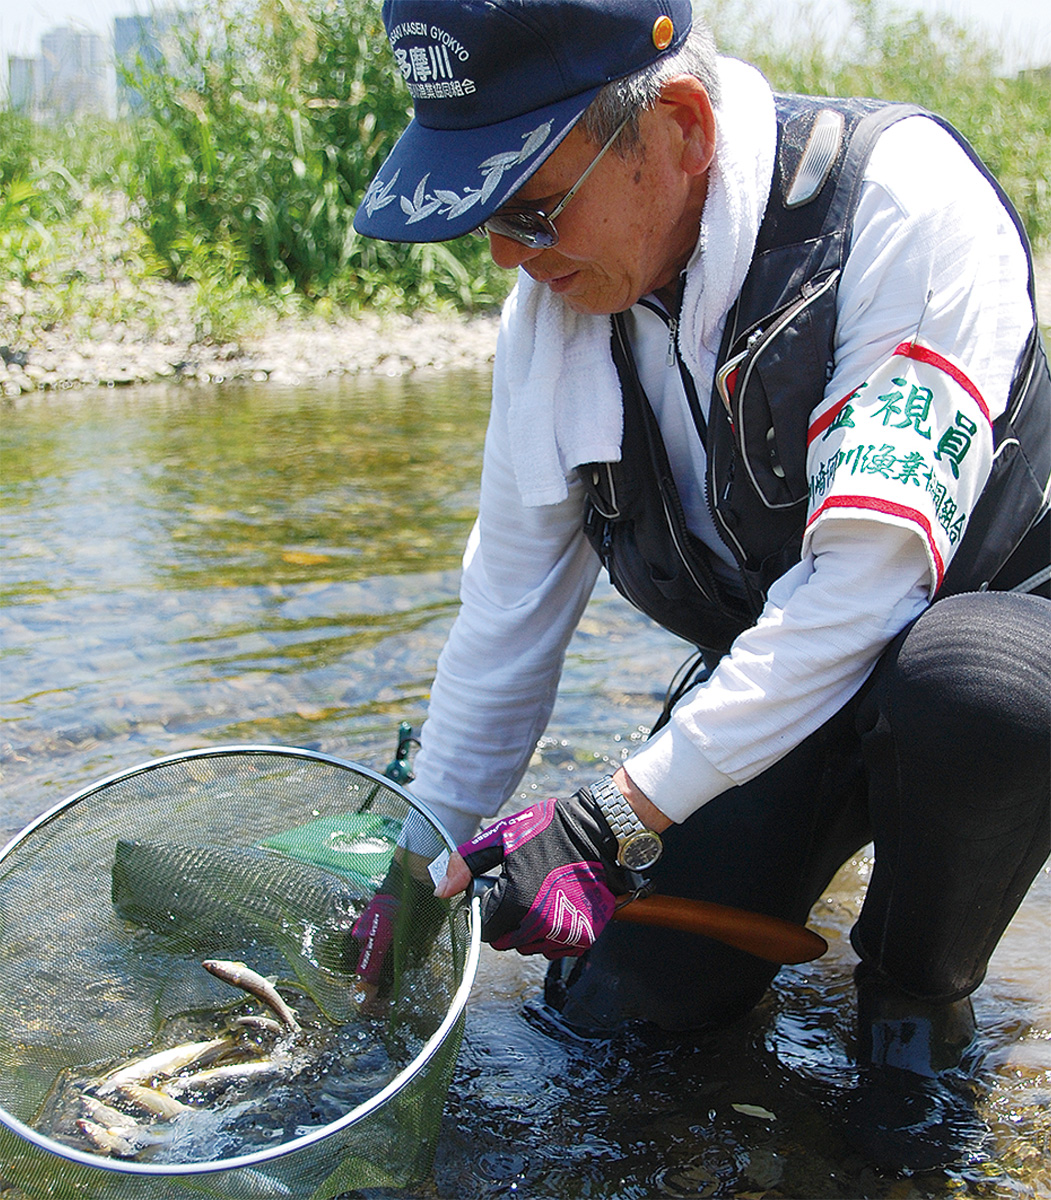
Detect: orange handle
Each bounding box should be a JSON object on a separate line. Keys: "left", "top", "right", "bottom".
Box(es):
{"left": 612, "top": 893, "right": 828, "bottom": 964}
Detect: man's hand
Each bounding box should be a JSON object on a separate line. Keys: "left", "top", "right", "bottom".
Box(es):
{"left": 351, "top": 852, "right": 447, "bottom": 1003}
{"left": 434, "top": 781, "right": 646, "bottom": 959}
{"left": 352, "top": 891, "right": 400, "bottom": 986}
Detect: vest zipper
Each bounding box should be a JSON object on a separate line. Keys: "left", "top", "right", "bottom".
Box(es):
{"left": 731, "top": 269, "right": 840, "bottom": 510}
{"left": 658, "top": 478, "right": 717, "bottom": 603}
{"left": 637, "top": 297, "right": 744, "bottom": 596}
{"left": 610, "top": 312, "right": 723, "bottom": 608}
{"left": 666, "top": 316, "right": 678, "bottom": 367}
{"left": 715, "top": 329, "right": 763, "bottom": 419}
{"left": 611, "top": 304, "right": 734, "bottom": 614}
{"left": 637, "top": 296, "right": 766, "bottom": 616}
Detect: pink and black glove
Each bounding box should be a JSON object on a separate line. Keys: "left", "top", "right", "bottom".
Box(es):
{"left": 351, "top": 859, "right": 446, "bottom": 993}
{"left": 351, "top": 892, "right": 399, "bottom": 986}
{"left": 457, "top": 789, "right": 636, "bottom": 959}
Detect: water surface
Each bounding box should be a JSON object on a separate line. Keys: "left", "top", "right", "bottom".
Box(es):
{"left": 2, "top": 377, "right": 1048, "bottom": 1198}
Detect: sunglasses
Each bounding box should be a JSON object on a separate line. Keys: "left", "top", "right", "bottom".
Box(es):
{"left": 479, "top": 115, "right": 631, "bottom": 249}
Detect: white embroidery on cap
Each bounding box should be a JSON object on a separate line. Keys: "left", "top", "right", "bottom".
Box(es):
{"left": 365, "top": 121, "right": 552, "bottom": 227}
{"left": 390, "top": 22, "right": 472, "bottom": 92}
{"left": 362, "top": 169, "right": 401, "bottom": 217}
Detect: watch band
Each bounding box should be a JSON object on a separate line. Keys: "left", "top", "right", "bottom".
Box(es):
{"left": 588, "top": 775, "right": 663, "bottom": 870}
{"left": 589, "top": 774, "right": 648, "bottom": 840}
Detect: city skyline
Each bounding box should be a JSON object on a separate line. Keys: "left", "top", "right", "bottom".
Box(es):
{"left": 2, "top": 0, "right": 1049, "bottom": 98}
{"left": 5, "top": 6, "right": 183, "bottom": 118}
{"left": 1, "top": 1, "right": 158, "bottom": 61}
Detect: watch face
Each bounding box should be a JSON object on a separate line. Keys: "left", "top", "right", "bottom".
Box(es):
{"left": 619, "top": 830, "right": 662, "bottom": 871}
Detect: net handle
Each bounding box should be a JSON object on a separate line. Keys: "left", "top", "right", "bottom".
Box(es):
{"left": 471, "top": 877, "right": 826, "bottom": 963}
{"left": 612, "top": 892, "right": 828, "bottom": 963}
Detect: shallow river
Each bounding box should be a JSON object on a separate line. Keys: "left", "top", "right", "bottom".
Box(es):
{"left": 1, "top": 376, "right": 1048, "bottom": 1199}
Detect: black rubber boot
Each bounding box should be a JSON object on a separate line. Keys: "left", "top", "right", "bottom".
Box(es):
{"left": 840, "top": 964, "right": 988, "bottom": 1172}
{"left": 854, "top": 963, "right": 977, "bottom": 1077}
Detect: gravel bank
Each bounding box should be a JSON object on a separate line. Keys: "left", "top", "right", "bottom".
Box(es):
{"left": 1, "top": 240, "right": 1047, "bottom": 396}
{"left": 0, "top": 193, "right": 502, "bottom": 394}
{"left": 0, "top": 290, "right": 501, "bottom": 394}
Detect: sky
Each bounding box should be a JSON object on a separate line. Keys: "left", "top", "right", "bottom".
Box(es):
{"left": 1, "top": 0, "right": 1049, "bottom": 79}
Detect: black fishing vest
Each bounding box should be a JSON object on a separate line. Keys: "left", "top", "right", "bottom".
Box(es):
{"left": 580, "top": 94, "right": 1051, "bottom": 655}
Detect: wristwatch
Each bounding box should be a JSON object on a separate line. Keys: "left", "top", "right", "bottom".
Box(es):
{"left": 588, "top": 775, "right": 663, "bottom": 871}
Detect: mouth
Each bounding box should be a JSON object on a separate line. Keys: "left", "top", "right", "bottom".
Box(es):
{"left": 532, "top": 269, "right": 579, "bottom": 294}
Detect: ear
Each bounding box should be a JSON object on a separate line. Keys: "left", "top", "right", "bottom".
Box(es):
{"left": 658, "top": 75, "right": 717, "bottom": 177}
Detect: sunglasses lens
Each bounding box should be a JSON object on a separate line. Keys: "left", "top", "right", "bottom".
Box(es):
{"left": 483, "top": 211, "right": 558, "bottom": 249}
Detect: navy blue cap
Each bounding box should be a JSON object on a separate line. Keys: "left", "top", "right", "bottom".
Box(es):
{"left": 354, "top": 0, "right": 693, "bottom": 243}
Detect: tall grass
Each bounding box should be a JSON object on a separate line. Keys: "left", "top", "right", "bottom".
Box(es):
{"left": 125, "top": 0, "right": 505, "bottom": 312}
{"left": 1, "top": 0, "right": 1047, "bottom": 337}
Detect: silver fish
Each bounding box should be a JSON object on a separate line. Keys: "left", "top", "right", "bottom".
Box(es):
{"left": 96, "top": 1037, "right": 232, "bottom": 1095}
{"left": 76, "top": 1116, "right": 139, "bottom": 1158}
{"left": 79, "top": 1095, "right": 139, "bottom": 1131}
{"left": 202, "top": 960, "right": 300, "bottom": 1032}
{"left": 117, "top": 1083, "right": 192, "bottom": 1118}
{"left": 167, "top": 1057, "right": 292, "bottom": 1094}
{"left": 233, "top": 1014, "right": 284, "bottom": 1036}
{"left": 76, "top": 1114, "right": 172, "bottom": 1159}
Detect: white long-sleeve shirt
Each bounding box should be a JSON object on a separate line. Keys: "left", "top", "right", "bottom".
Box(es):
{"left": 408, "top": 87, "right": 1034, "bottom": 846}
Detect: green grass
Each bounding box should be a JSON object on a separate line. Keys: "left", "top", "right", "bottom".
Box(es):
{"left": 703, "top": 0, "right": 1050, "bottom": 253}
{"left": 121, "top": 0, "right": 507, "bottom": 314}
{"left": 1, "top": 0, "right": 1047, "bottom": 349}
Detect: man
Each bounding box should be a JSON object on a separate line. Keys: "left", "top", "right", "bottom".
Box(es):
{"left": 353, "top": 0, "right": 1050, "bottom": 1138}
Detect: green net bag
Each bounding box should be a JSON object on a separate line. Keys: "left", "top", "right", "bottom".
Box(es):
{"left": 0, "top": 746, "right": 480, "bottom": 1200}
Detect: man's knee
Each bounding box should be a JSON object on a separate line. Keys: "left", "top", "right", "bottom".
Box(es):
{"left": 860, "top": 591, "right": 1051, "bottom": 801}
{"left": 547, "top": 922, "right": 778, "bottom": 1034}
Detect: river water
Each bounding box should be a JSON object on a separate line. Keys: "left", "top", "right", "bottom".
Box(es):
{"left": 1, "top": 376, "right": 1048, "bottom": 1199}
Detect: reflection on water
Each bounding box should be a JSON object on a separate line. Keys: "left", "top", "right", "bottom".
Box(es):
{"left": 1, "top": 376, "right": 491, "bottom": 828}
{"left": 2, "top": 377, "right": 1048, "bottom": 1198}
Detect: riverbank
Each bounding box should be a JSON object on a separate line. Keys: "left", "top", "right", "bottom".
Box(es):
{"left": 0, "top": 289, "right": 502, "bottom": 394}
{"left": 1, "top": 243, "right": 1048, "bottom": 396}
{"left": 0, "top": 187, "right": 503, "bottom": 394}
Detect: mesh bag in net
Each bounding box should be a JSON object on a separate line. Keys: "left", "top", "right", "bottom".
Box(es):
{"left": 0, "top": 746, "right": 479, "bottom": 1200}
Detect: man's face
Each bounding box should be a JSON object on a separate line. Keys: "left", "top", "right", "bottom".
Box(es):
{"left": 485, "top": 96, "right": 710, "bottom": 315}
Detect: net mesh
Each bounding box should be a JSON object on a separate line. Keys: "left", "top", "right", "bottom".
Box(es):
{"left": 0, "top": 747, "right": 477, "bottom": 1200}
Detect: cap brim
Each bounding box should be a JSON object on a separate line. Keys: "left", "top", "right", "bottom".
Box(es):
{"left": 353, "top": 87, "right": 601, "bottom": 243}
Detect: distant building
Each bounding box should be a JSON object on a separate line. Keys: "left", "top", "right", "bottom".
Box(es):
{"left": 8, "top": 56, "right": 37, "bottom": 116}
{"left": 37, "top": 26, "right": 109, "bottom": 119}
{"left": 115, "top": 9, "right": 185, "bottom": 115}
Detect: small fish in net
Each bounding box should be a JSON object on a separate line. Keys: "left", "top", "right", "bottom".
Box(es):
{"left": 32, "top": 960, "right": 401, "bottom": 1164}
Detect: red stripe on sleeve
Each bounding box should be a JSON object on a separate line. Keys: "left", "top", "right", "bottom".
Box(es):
{"left": 892, "top": 341, "right": 991, "bottom": 425}
{"left": 807, "top": 494, "right": 945, "bottom": 588}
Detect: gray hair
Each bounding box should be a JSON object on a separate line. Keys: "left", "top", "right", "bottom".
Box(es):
{"left": 580, "top": 20, "right": 721, "bottom": 154}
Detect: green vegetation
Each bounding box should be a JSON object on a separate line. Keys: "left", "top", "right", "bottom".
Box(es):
{"left": 705, "top": 0, "right": 1050, "bottom": 257}
{"left": 125, "top": 0, "right": 503, "bottom": 313}
{"left": 1, "top": 0, "right": 1048, "bottom": 347}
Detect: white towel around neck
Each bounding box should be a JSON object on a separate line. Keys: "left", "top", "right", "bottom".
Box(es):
{"left": 504, "top": 57, "right": 777, "bottom": 508}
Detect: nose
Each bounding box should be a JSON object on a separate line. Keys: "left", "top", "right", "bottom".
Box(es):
{"left": 487, "top": 231, "right": 545, "bottom": 271}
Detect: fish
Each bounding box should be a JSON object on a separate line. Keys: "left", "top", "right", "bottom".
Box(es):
{"left": 117, "top": 1083, "right": 192, "bottom": 1118}
{"left": 79, "top": 1095, "right": 140, "bottom": 1131}
{"left": 233, "top": 1014, "right": 285, "bottom": 1036}
{"left": 76, "top": 1116, "right": 138, "bottom": 1157}
{"left": 202, "top": 959, "right": 300, "bottom": 1032}
{"left": 75, "top": 1111, "right": 173, "bottom": 1159}
{"left": 96, "top": 1037, "right": 232, "bottom": 1095}
{"left": 167, "top": 1057, "right": 292, "bottom": 1094}
{"left": 111, "top": 840, "right": 364, "bottom": 974}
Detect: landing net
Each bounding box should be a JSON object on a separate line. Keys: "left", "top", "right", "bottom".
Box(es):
{"left": 0, "top": 745, "right": 479, "bottom": 1200}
